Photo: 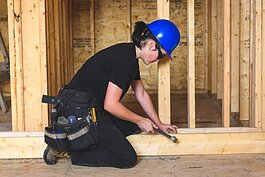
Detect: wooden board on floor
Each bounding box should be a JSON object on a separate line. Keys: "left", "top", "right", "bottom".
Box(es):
{"left": 0, "top": 130, "right": 265, "bottom": 158}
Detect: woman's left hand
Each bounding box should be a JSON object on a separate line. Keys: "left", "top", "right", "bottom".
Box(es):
{"left": 157, "top": 123, "right": 178, "bottom": 133}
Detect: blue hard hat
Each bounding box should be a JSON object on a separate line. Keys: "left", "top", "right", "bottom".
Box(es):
{"left": 147, "top": 19, "right": 180, "bottom": 60}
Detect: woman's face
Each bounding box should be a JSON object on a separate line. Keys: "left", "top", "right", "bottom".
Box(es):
{"left": 141, "top": 40, "right": 167, "bottom": 65}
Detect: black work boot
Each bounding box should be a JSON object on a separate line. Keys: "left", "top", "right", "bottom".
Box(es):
{"left": 43, "top": 145, "right": 59, "bottom": 165}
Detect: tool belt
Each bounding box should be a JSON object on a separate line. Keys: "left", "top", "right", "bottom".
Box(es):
{"left": 42, "top": 87, "right": 99, "bottom": 152}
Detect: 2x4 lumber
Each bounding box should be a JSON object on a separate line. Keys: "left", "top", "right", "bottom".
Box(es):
{"left": 252, "top": 0, "right": 262, "bottom": 128}
{"left": 187, "top": 0, "right": 195, "bottom": 128}
{"left": 240, "top": 0, "right": 250, "bottom": 121}
{"left": 222, "top": 0, "right": 231, "bottom": 127}
{"left": 39, "top": 0, "right": 48, "bottom": 130}
{"left": 8, "top": 0, "right": 25, "bottom": 131}
{"left": 58, "top": 0, "right": 65, "bottom": 85}
{"left": 8, "top": 0, "right": 48, "bottom": 131}
{"left": 67, "top": 0, "right": 74, "bottom": 80}
{"left": 21, "top": 0, "right": 47, "bottom": 130}
{"left": 64, "top": 0, "right": 73, "bottom": 83}
{"left": 90, "top": 0, "right": 95, "bottom": 54}
{"left": 217, "top": 0, "right": 223, "bottom": 100}
{"left": 157, "top": 0, "right": 170, "bottom": 124}
{"left": 249, "top": 0, "right": 254, "bottom": 125}
{"left": 62, "top": 0, "right": 68, "bottom": 83}
{"left": 231, "top": 0, "right": 240, "bottom": 113}
{"left": 262, "top": 0, "right": 265, "bottom": 131}
{"left": 204, "top": 0, "right": 209, "bottom": 91}
{"left": 210, "top": 0, "right": 217, "bottom": 94}
{"left": 1, "top": 130, "right": 265, "bottom": 158}
{"left": 46, "top": 0, "right": 57, "bottom": 96}
{"left": 53, "top": 0, "right": 62, "bottom": 90}
{"left": 207, "top": 0, "right": 212, "bottom": 91}
{"left": 126, "top": 0, "right": 131, "bottom": 42}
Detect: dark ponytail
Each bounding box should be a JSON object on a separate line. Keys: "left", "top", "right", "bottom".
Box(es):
{"left": 132, "top": 21, "right": 156, "bottom": 49}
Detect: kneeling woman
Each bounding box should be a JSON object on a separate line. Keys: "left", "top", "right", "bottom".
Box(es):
{"left": 68, "top": 19, "right": 180, "bottom": 168}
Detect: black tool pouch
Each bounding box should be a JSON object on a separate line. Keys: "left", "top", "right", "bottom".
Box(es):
{"left": 42, "top": 87, "right": 99, "bottom": 152}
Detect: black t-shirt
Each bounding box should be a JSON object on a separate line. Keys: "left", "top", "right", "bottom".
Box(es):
{"left": 67, "top": 42, "right": 140, "bottom": 107}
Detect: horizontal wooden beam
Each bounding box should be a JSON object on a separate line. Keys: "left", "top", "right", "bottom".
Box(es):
{"left": 1, "top": 130, "right": 265, "bottom": 158}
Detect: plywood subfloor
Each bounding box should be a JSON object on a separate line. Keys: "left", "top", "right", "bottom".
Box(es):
{"left": 1, "top": 154, "right": 265, "bottom": 177}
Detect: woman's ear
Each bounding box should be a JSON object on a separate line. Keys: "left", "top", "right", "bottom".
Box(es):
{"left": 148, "top": 40, "right": 156, "bottom": 51}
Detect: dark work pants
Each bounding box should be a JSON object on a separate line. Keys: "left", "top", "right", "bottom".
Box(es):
{"left": 70, "top": 110, "right": 140, "bottom": 168}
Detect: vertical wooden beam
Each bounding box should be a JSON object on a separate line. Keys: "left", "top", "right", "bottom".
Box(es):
{"left": 46, "top": 0, "right": 57, "bottom": 96}
{"left": 222, "top": 0, "right": 231, "bottom": 127}
{"left": 187, "top": 0, "right": 195, "bottom": 128}
{"left": 53, "top": 0, "right": 62, "bottom": 90}
{"left": 217, "top": 0, "right": 223, "bottom": 100}
{"left": 207, "top": 0, "right": 212, "bottom": 91}
{"left": 8, "top": 0, "right": 25, "bottom": 131}
{"left": 262, "top": 0, "right": 265, "bottom": 131}
{"left": 126, "top": 0, "right": 131, "bottom": 42}
{"left": 22, "top": 0, "right": 47, "bottom": 130}
{"left": 58, "top": 0, "right": 65, "bottom": 85}
{"left": 204, "top": 0, "right": 209, "bottom": 91}
{"left": 90, "top": 0, "right": 95, "bottom": 54}
{"left": 211, "top": 0, "right": 217, "bottom": 94}
{"left": 39, "top": 0, "right": 48, "bottom": 129}
{"left": 68, "top": 0, "right": 74, "bottom": 78}
{"left": 249, "top": 0, "right": 254, "bottom": 126}
{"left": 240, "top": 0, "right": 250, "bottom": 121}
{"left": 157, "top": 0, "right": 170, "bottom": 124}
{"left": 231, "top": 0, "right": 240, "bottom": 113}
{"left": 62, "top": 0, "right": 68, "bottom": 83}
{"left": 8, "top": 0, "right": 48, "bottom": 131}
{"left": 252, "top": 0, "right": 262, "bottom": 128}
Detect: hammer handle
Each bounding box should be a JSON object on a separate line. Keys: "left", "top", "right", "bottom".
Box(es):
{"left": 154, "top": 128, "right": 178, "bottom": 143}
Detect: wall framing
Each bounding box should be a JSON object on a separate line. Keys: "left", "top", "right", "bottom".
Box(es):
{"left": 1, "top": 0, "right": 265, "bottom": 159}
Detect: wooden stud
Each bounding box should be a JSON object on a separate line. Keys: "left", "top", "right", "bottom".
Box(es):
{"left": 231, "top": 0, "right": 240, "bottom": 113}
{"left": 59, "top": 0, "right": 65, "bottom": 85}
{"left": 126, "top": 0, "right": 131, "bottom": 42}
{"left": 62, "top": 0, "right": 68, "bottom": 83}
{"left": 207, "top": 0, "right": 212, "bottom": 91}
{"left": 8, "top": 0, "right": 48, "bottom": 131}
{"left": 187, "top": 0, "right": 195, "bottom": 128}
{"left": 21, "top": 0, "right": 47, "bottom": 130}
{"left": 157, "top": 0, "right": 171, "bottom": 124}
{"left": 222, "top": 0, "right": 231, "bottom": 127}
{"left": 262, "top": 0, "right": 265, "bottom": 131}
{"left": 210, "top": 0, "right": 217, "bottom": 94}
{"left": 39, "top": 0, "right": 48, "bottom": 129}
{"left": 90, "top": 0, "right": 95, "bottom": 54}
{"left": 217, "top": 0, "right": 223, "bottom": 100}
{"left": 8, "top": 0, "right": 25, "bottom": 131}
{"left": 68, "top": 0, "right": 74, "bottom": 79}
{"left": 53, "top": 0, "right": 62, "bottom": 90}
{"left": 249, "top": 0, "right": 254, "bottom": 126}
{"left": 204, "top": 0, "right": 210, "bottom": 92}
{"left": 46, "top": 0, "right": 57, "bottom": 96}
{"left": 240, "top": 0, "right": 250, "bottom": 121}
{"left": 253, "top": 0, "right": 262, "bottom": 128}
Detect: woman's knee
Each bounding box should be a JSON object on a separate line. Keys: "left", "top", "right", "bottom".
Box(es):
{"left": 118, "top": 148, "right": 138, "bottom": 168}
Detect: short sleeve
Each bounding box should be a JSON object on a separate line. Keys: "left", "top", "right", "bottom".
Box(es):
{"left": 109, "top": 59, "right": 136, "bottom": 92}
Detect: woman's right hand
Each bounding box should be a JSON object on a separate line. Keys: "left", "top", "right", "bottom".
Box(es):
{"left": 137, "top": 118, "right": 158, "bottom": 133}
